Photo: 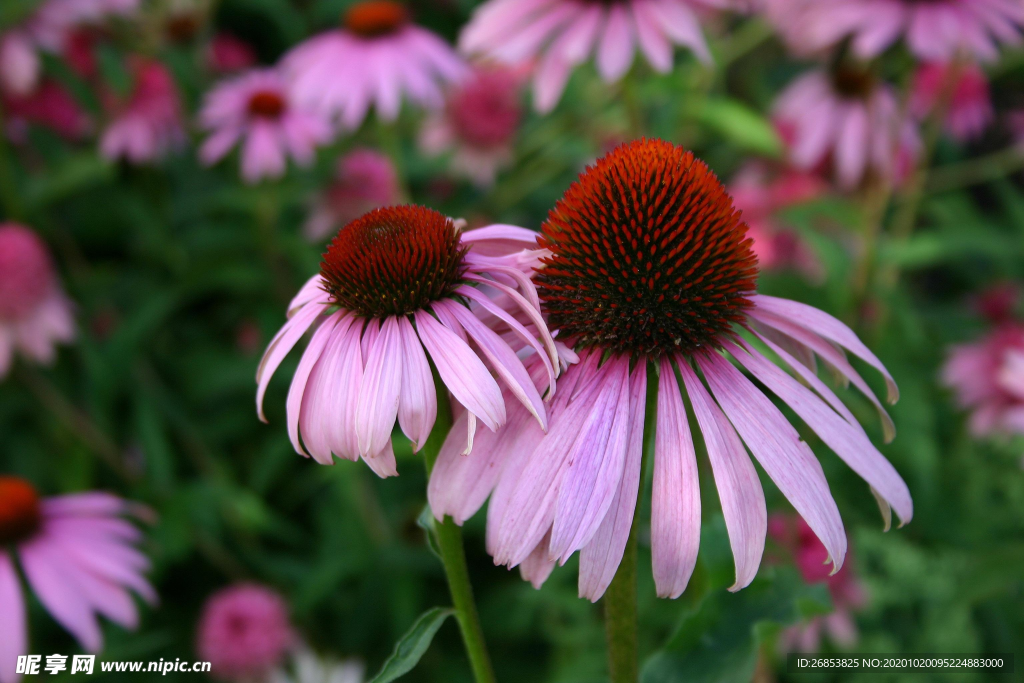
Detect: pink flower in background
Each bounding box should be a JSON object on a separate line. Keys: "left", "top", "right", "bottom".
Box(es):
{"left": 4, "top": 80, "right": 91, "bottom": 140}
{"left": 0, "top": 480, "right": 155, "bottom": 683}
{"left": 773, "top": 66, "right": 920, "bottom": 189}
{"left": 420, "top": 66, "right": 524, "bottom": 186}
{"left": 0, "top": 33, "right": 40, "bottom": 96}
{"left": 910, "top": 62, "right": 993, "bottom": 142}
{"left": 460, "top": 0, "right": 719, "bottom": 113}
{"left": 974, "top": 282, "right": 1020, "bottom": 325}
{"left": 100, "top": 59, "right": 184, "bottom": 164}
{"left": 729, "top": 163, "right": 825, "bottom": 281}
{"left": 282, "top": 0, "right": 467, "bottom": 129}
{"left": 304, "top": 149, "right": 400, "bottom": 242}
{"left": 196, "top": 584, "right": 294, "bottom": 682}
{"left": 257, "top": 206, "right": 559, "bottom": 477}
{"left": 770, "top": 514, "right": 866, "bottom": 652}
{"left": 773, "top": 0, "right": 1024, "bottom": 63}
{"left": 199, "top": 69, "right": 333, "bottom": 184}
{"left": 207, "top": 33, "right": 257, "bottom": 74}
{"left": 942, "top": 324, "right": 1024, "bottom": 438}
{"left": 430, "top": 140, "right": 911, "bottom": 601}
{"left": 0, "top": 223, "right": 75, "bottom": 379}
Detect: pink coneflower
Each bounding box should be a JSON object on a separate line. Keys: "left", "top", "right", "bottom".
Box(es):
{"left": 774, "top": 0, "right": 1024, "bottom": 63}
{"left": 0, "top": 32, "right": 39, "bottom": 96}
{"left": 207, "top": 33, "right": 258, "bottom": 74}
{"left": 196, "top": 584, "right": 294, "bottom": 682}
{"left": 281, "top": 0, "right": 467, "bottom": 129}
{"left": 770, "top": 514, "right": 866, "bottom": 652}
{"left": 430, "top": 139, "right": 911, "bottom": 601}
{"left": 460, "top": 0, "right": 718, "bottom": 113}
{"left": 199, "top": 69, "right": 333, "bottom": 184}
{"left": 100, "top": 59, "right": 184, "bottom": 164}
{"left": 942, "top": 324, "right": 1024, "bottom": 437}
{"left": 910, "top": 62, "right": 993, "bottom": 142}
{"left": 729, "top": 163, "right": 825, "bottom": 280}
{"left": 257, "top": 205, "right": 559, "bottom": 477}
{"left": 304, "top": 149, "right": 400, "bottom": 242}
{"left": 420, "top": 66, "right": 524, "bottom": 186}
{"left": 773, "top": 65, "right": 920, "bottom": 189}
{"left": 0, "top": 479, "right": 155, "bottom": 683}
{"left": 0, "top": 223, "right": 75, "bottom": 379}
{"left": 3, "top": 80, "right": 91, "bottom": 140}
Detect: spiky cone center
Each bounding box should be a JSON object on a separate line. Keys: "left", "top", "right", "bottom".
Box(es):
{"left": 321, "top": 205, "right": 468, "bottom": 318}
{"left": 536, "top": 139, "right": 758, "bottom": 357}
{"left": 0, "top": 477, "right": 42, "bottom": 545}
{"left": 344, "top": 0, "right": 409, "bottom": 38}
{"left": 248, "top": 90, "right": 287, "bottom": 119}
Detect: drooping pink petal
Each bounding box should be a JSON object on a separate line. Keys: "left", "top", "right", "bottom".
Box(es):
{"left": 678, "top": 360, "right": 766, "bottom": 592}
{"left": 286, "top": 313, "right": 340, "bottom": 456}
{"left": 520, "top": 530, "right": 557, "bottom": 589}
{"left": 362, "top": 439, "right": 399, "bottom": 478}
{"left": 596, "top": 3, "right": 635, "bottom": 82}
{"left": 19, "top": 538, "right": 103, "bottom": 652}
{"left": 300, "top": 314, "right": 358, "bottom": 464}
{"left": 651, "top": 356, "right": 701, "bottom": 599}
{"left": 397, "top": 316, "right": 437, "bottom": 451}
{"left": 696, "top": 351, "right": 847, "bottom": 573}
{"left": 256, "top": 301, "right": 326, "bottom": 422}
{"left": 0, "top": 552, "right": 26, "bottom": 683}
{"left": 356, "top": 315, "right": 404, "bottom": 457}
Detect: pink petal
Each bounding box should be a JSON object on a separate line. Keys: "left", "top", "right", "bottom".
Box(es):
{"left": 520, "top": 530, "right": 557, "bottom": 589}
{"left": 0, "top": 552, "right": 26, "bottom": 683}
{"left": 651, "top": 356, "right": 701, "bottom": 599}
{"left": 678, "top": 360, "right": 766, "bottom": 592}
{"left": 578, "top": 362, "right": 647, "bottom": 601}
{"left": 397, "top": 316, "right": 437, "bottom": 451}
{"left": 362, "top": 439, "right": 399, "bottom": 478}
{"left": 300, "top": 314, "right": 358, "bottom": 464}
{"left": 597, "top": 4, "right": 635, "bottom": 82}
{"left": 19, "top": 538, "right": 103, "bottom": 652}
{"left": 256, "top": 301, "right": 326, "bottom": 422}
{"left": 632, "top": 0, "right": 673, "bottom": 72}
{"left": 415, "top": 310, "right": 505, "bottom": 431}
{"left": 356, "top": 315, "right": 404, "bottom": 457}
{"left": 286, "top": 313, "right": 340, "bottom": 456}
{"left": 696, "top": 352, "right": 847, "bottom": 572}
{"left": 834, "top": 104, "right": 869, "bottom": 188}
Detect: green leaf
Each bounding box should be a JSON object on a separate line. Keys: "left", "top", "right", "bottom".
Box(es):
{"left": 416, "top": 505, "right": 442, "bottom": 559}
{"left": 641, "top": 567, "right": 831, "bottom": 683}
{"left": 694, "top": 98, "right": 782, "bottom": 157}
{"left": 368, "top": 607, "right": 456, "bottom": 683}
{"left": 24, "top": 154, "right": 113, "bottom": 209}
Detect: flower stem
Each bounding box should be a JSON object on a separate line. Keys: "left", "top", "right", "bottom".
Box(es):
{"left": 604, "top": 361, "right": 658, "bottom": 683}
{"left": 422, "top": 378, "right": 497, "bottom": 683}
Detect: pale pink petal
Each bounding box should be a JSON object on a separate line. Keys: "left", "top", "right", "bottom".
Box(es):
{"left": 356, "top": 315, "right": 404, "bottom": 457}
{"left": 835, "top": 104, "right": 869, "bottom": 188}
{"left": 286, "top": 314, "right": 340, "bottom": 456}
{"left": 300, "top": 314, "right": 357, "bottom": 464}
{"left": 397, "top": 316, "right": 436, "bottom": 451}
{"left": 256, "top": 301, "right": 325, "bottom": 422}
{"left": 632, "top": 0, "right": 673, "bottom": 72}
{"left": 361, "top": 439, "right": 399, "bottom": 478}
{"left": 678, "top": 360, "right": 766, "bottom": 592}
{"left": 0, "top": 553, "right": 26, "bottom": 683}
{"left": 651, "top": 356, "right": 701, "bottom": 599}
{"left": 597, "top": 4, "right": 635, "bottom": 82}
{"left": 240, "top": 121, "right": 286, "bottom": 183}
{"left": 19, "top": 538, "right": 103, "bottom": 652}
{"left": 520, "top": 530, "right": 557, "bottom": 589}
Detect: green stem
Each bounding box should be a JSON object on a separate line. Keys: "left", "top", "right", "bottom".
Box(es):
{"left": 925, "top": 146, "right": 1024, "bottom": 194}
{"left": 422, "top": 378, "right": 497, "bottom": 683}
{"left": 0, "top": 104, "right": 25, "bottom": 221}
{"left": 604, "top": 362, "right": 658, "bottom": 683}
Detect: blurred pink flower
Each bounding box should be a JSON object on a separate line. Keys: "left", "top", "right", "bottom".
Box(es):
{"left": 768, "top": 0, "right": 1024, "bottom": 63}
{"left": 4, "top": 80, "right": 92, "bottom": 140}
{"left": 974, "top": 282, "right": 1020, "bottom": 325}
{"left": 773, "top": 66, "right": 920, "bottom": 189}
{"left": 942, "top": 324, "right": 1024, "bottom": 437}
{"left": 0, "top": 223, "right": 75, "bottom": 379}
{"left": 0, "top": 33, "right": 40, "bottom": 96}
{"left": 281, "top": 0, "right": 467, "bottom": 129}
{"left": 420, "top": 66, "right": 524, "bottom": 186}
{"left": 207, "top": 33, "right": 258, "bottom": 74}
{"left": 729, "top": 163, "right": 825, "bottom": 280}
{"left": 100, "top": 59, "right": 184, "bottom": 164}
{"left": 770, "top": 514, "right": 866, "bottom": 653}
{"left": 199, "top": 69, "right": 333, "bottom": 184}
{"left": 460, "top": 0, "right": 719, "bottom": 113}
{"left": 196, "top": 584, "right": 294, "bottom": 682}
{"left": 304, "top": 149, "right": 400, "bottom": 242}
{"left": 430, "top": 140, "right": 911, "bottom": 601}
{"left": 257, "top": 206, "right": 558, "bottom": 477}
{"left": 0, "top": 481, "right": 155, "bottom": 683}
{"left": 910, "top": 62, "right": 992, "bottom": 142}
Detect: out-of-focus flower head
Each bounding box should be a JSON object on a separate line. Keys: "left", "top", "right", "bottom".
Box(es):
{"left": 100, "top": 58, "right": 184, "bottom": 164}
{"left": 762, "top": 0, "right": 1024, "bottom": 63}
{"left": 0, "top": 223, "right": 75, "bottom": 379}
{"left": 304, "top": 148, "right": 400, "bottom": 242}
{"left": 3, "top": 80, "right": 92, "bottom": 140}
{"left": 942, "top": 324, "right": 1024, "bottom": 438}
{"left": 257, "top": 206, "right": 560, "bottom": 477}
{"left": 199, "top": 69, "right": 333, "bottom": 184}
{"left": 207, "top": 33, "right": 258, "bottom": 74}
{"left": 430, "top": 139, "right": 911, "bottom": 601}
{"left": 910, "top": 61, "right": 993, "bottom": 142}
{"left": 0, "top": 483, "right": 155, "bottom": 683}
{"left": 773, "top": 63, "right": 920, "bottom": 189}
{"left": 460, "top": 0, "right": 722, "bottom": 113}
{"left": 420, "top": 65, "right": 524, "bottom": 187}
{"left": 973, "top": 282, "right": 1020, "bottom": 325}
{"left": 196, "top": 584, "right": 295, "bottom": 682}
{"left": 729, "top": 162, "right": 826, "bottom": 281}
{"left": 281, "top": 0, "right": 467, "bottom": 130}
{"left": 770, "top": 513, "right": 866, "bottom": 652}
